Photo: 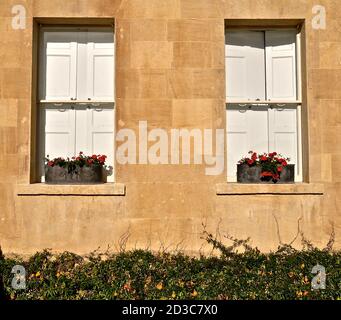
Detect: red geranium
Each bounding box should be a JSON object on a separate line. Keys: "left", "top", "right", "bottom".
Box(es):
{"left": 45, "top": 152, "right": 107, "bottom": 173}
{"left": 261, "top": 171, "right": 273, "bottom": 177}
{"left": 238, "top": 151, "right": 291, "bottom": 183}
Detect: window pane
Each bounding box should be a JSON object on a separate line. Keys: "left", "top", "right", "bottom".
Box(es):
{"left": 86, "top": 31, "right": 115, "bottom": 101}
{"left": 39, "top": 28, "right": 115, "bottom": 102}
{"left": 74, "top": 105, "right": 114, "bottom": 166}
{"left": 265, "top": 30, "right": 297, "bottom": 101}
{"left": 227, "top": 106, "right": 269, "bottom": 181}
{"left": 268, "top": 107, "right": 300, "bottom": 178}
{"left": 39, "top": 105, "right": 76, "bottom": 179}
{"left": 225, "top": 31, "right": 266, "bottom": 101}
{"left": 40, "top": 31, "right": 78, "bottom": 101}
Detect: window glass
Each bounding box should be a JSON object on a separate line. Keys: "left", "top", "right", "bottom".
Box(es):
{"left": 225, "top": 29, "right": 302, "bottom": 182}
{"left": 38, "top": 27, "right": 115, "bottom": 182}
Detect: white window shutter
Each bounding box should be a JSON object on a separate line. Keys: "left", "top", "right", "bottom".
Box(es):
{"left": 227, "top": 106, "right": 269, "bottom": 181}
{"left": 268, "top": 107, "right": 300, "bottom": 179}
{"left": 265, "top": 31, "right": 297, "bottom": 102}
{"left": 86, "top": 31, "right": 115, "bottom": 102}
{"left": 85, "top": 106, "right": 115, "bottom": 181}
{"left": 39, "top": 106, "right": 76, "bottom": 180}
{"left": 40, "top": 31, "right": 78, "bottom": 101}
{"left": 42, "top": 106, "right": 76, "bottom": 158}
{"left": 225, "top": 31, "right": 266, "bottom": 102}
{"left": 74, "top": 106, "right": 114, "bottom": 168}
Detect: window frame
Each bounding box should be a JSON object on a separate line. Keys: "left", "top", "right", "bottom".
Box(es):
{"left": 225, "top": 27, "right": 303, "bottom": 183}
{"left": 36, "top": 24, "right": 116, "bottom": 183}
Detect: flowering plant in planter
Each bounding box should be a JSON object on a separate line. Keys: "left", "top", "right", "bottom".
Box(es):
{"left": 44, "top": 152, "right": 107, "bottom": 184}
{"left": 237, "top": 151, "right": 294, "bottom": 183}
{"left": 45, "top": 152, "right": 107, "bottom": 172}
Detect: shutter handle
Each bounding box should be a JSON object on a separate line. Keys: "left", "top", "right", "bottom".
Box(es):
{"left": 276, "top": 104, "right": 286, "bottom": 111}
{"left": 238, "top": 104, "right": 248, "bottom": 113}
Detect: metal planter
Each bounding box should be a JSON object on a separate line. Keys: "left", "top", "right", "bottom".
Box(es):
{"left": 237, "top": 164, "right": 295, "bottom": 184}
{"left": 45, "top": 165, "right": 103, "bottom": 184}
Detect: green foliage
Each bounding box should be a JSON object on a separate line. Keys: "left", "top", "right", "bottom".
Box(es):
{"left": 0, "top": 235, "right": 340, "bottom": 300}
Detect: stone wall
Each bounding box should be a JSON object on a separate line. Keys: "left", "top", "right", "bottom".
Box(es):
{"left": 0, "top": 0, "right": 340, "bottom": 254}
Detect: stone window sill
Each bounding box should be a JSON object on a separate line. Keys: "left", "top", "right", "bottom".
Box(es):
{"left": 16, "top": 183, "right": 126, "bottom": 196}
{"left": 216, "top": 183, "right": 324, "bottom": 195}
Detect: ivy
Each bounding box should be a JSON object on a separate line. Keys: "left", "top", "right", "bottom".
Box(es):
{"left": 0, "top": 236, "right": 340, "bottom": 300}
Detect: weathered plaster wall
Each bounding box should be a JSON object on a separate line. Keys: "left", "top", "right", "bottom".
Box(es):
{"left": 0, "top": 0, "right": 340, "bottom": 254}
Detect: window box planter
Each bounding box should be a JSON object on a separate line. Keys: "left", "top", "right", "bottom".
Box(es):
{"left": 44, "top": 152, "right": 107, "bottom": 185}
{"left": 237, "top": 151, "right": 294, "bottom": 184}
{"left": 45, "top": 165, "right": 103, "bottom": 184}
{"left": 237, "top": 164, "right": 295, "bottom": 184}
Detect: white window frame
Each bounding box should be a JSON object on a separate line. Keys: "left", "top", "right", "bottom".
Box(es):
{"left": 38, "top": 26, "right": 116, "bottom": 182}
{"left": 225, "top": 28, "right": 303, "bottom": 182}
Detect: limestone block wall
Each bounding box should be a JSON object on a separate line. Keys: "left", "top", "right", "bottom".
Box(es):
{"left": 0, "top": 0, "right": 340, "bottom": 254}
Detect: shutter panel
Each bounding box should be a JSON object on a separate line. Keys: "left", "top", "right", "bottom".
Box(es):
{"left": 39, "top": 106, "right": 76, "bottom": 180}
{"left": 40, "top": 31, "right": 78, "bottom": 101}
{"left": 227, "top": 106, "right": 268, "bottom": 181}
{"left": 268, "top": 107, "right": 299, "bottom": 178}
{"left": 42, "top": 106, "right": 76, "bottom": 158}
{"left": 86, "top": 31, "right": 115, "bottom": 101}
{"left": 72, "top": 106, "right": 114, "bottom": 181}
{"left": 84, "top": 106, "right": 114, "bottom": 181}
{"left": 225, "top": 31, "right": 266, "bottom": 101}
{"left": 265, "top": 30, "right": 297, "bottom": 101}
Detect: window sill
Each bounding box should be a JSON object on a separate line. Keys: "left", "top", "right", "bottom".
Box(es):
{"left": 216, "top": 183, "right": 324, "bottom": 195}
{"left": 16, "top": 183, "right": 126, "bottom": 196}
